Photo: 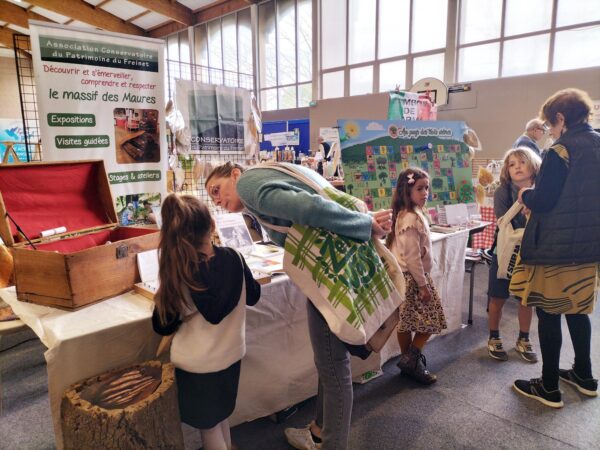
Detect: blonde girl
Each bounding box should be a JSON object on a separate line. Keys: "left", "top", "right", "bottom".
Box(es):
{"left": 152, "top": 194, "right": 261, "bottom": 450}
{"left": 487, "top": 147, "right": 542, "bottom": 363}
{"left": 387, "top": 167, "right": 446, "bottom": 385}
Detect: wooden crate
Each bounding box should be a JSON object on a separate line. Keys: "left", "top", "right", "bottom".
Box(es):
{"left": 0, "top": 160, "right": 159, "bottom": 310}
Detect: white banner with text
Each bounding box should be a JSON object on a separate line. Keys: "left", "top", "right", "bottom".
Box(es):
{"left": 30, "top": 21, "right": 167, "bottom": 225}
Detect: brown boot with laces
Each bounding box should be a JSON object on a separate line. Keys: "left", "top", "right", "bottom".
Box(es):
{"left": 399, "top": 345, "right": 437, "bottom": 385}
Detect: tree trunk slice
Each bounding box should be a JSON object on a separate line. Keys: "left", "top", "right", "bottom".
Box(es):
{"left": 61, "top": 361, "right": 183, "bottom": 449}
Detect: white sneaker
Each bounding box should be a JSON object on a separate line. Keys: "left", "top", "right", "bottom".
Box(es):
{"left": 284, "top": 424, "right": 319, "bottom": 450}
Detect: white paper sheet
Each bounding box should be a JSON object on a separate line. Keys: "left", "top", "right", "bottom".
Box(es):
{"left": 215, "top": 213, "right": 255, "bottom": 255}
{"left": 137, "top": 249, "right": 158, "bottom": 283}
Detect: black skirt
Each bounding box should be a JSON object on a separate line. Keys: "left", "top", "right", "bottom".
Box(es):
{"left": 175, "top": 360, "right": 241, "bottom": 429}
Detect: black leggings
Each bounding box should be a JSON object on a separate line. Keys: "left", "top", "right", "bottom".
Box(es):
{"left": 536, "top": 308, "right": 593, "bottom": 390}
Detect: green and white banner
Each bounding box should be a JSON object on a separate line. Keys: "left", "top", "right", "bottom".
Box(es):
{"left": 29, "top": 21, "right": 167, "bottom": 225}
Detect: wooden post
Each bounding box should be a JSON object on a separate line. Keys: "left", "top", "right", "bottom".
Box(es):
{"left": 61, "top": 361, "right": 183, "bottom": 449}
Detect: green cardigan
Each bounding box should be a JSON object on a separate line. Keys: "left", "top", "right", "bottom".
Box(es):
{"left": 237, "top": 163, "right": 372, "bottom": 247}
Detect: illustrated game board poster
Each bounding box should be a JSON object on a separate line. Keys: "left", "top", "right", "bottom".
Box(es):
{"left": 338, "top": 120, "right": 474, "bottom": 211}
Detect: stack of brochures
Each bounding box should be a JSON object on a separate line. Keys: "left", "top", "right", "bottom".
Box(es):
{"left": 245, "top": 244, "right": 284, "bottom": 275}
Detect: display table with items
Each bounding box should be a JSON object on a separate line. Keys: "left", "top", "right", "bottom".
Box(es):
{"left": 0, "top": 228, "right": 470, "bottom": 449}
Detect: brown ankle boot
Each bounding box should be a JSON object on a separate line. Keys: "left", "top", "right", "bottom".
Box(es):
{"left": 404, "top": 345, "right": 437, "bottom": 385}
{"left": 397, "top": 352, "right": 413, "bottom": 373}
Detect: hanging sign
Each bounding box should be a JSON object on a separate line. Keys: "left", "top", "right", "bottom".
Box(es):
{"left": 176, "top": 79, "right": 251, "bottom": 153}
{"left": 264, "top": 130, "right": 300, "bottom": 146}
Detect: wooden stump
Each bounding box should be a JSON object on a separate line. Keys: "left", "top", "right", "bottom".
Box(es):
{"left": 61, "top": 361, "right": 183, "bottom": 449}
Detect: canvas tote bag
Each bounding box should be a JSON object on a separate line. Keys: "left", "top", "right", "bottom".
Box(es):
{"left": 247, "top": 163, "right": 405, "bottom": 348}
{"left": 496, "top": 201, "right": 524, "bottom": 280}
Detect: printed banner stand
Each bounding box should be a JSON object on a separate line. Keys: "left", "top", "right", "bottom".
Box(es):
{"left": 29, "top": 20, "right": 167, "bottom": 226}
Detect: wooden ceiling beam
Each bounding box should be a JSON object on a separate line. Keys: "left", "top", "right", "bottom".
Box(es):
{"left": 147, "top": 21, "right": 186, "bottom": 39}
{"left": 24, "top": 0, "right": 146, "bottom": 36}
{"left": 127, "top": 0, "right": 194, "bottom": 26}
{"left": 0, "top": 0, "right": 54, "bottom": 29}
{"left": 148, "top": 0, "right": 251, "bottom": 38}
{"left": 0, "top": 26, "right": 15, "bottom": 49}
{"left": 196, "top": 0, "right": 250, "bottom": 24}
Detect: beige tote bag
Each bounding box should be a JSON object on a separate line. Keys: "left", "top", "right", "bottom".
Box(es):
{"left": 496, "top": 201, "right": 524, "bottom": 280}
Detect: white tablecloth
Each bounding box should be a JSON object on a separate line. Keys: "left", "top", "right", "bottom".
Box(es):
{"left": 1, "top": 229, "right": 468, "bottom": 449}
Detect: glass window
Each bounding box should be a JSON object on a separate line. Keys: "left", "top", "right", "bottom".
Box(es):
{"left": 298, "top": 83, "right": 312, "bottom": 106}
{"left": 195, "top": 24, "right": 208, "bottom": 68}
{"left": 320, "top": 0, "right": 455, "bottom": 99}
{"left": 261, "top": 88, "right": 278, "bottom": 111}
{"left": 459, "top": 0, "right": 502, "bottom": 44}
{"left": 192, "top": 11, "right": 253, "bottom": 90}
{"left": 279, "top": 85, "right": 297, "bottom": 109}
{"left": 322, "top": 70, "right": 345, "bottom": 99}
{"left": 502, "top": 34, "right": 550, "bottom": 77}
{"left": 258, "top": 0, "right": 312, "bottom": 110}
{"left": 297, "top": 0, "right": 312, "bottom": 82}
{"left": 209, "top": 67, "right": 224, "bottom": 85}
{"left": 553, "top": 26, "right": 600, "bottom": 71}
{"left": 259, "top": 1, "right": 277, "bottom": 88}
{"left": 238, "top": 9, "right": 253, "bottom": 76}
{"left": 208, "top": 20, "right": 223, "bottom": 70}
{"left": 413, "top": 53, "right": 445, "bottom": 82}
{"left": 348, "top": 0, "right": 376, "bottom": 65}
{"left": 349, "top": 65, "right": 373, "bottom": 96}
{"left": 179, "top": 32, "right": 190, "bottom": 64}
{"left": 458, "top": 42, "right": 500, "bottom": 81}
{"left": 378, "top": 0, "right": 410, "bottom": 59}
{"left": 277, "top": 0, "right": 296, "bottom": 85}
{"left": 167, "top": 34, "right": 179, "bottom": 61}
{"left": 556, "top": 0, "right": 600, "bottom": 27}
{"left": 222, "top": 14, "right": 238, "bottom": 73}
{"left": 321, "top": 0, "right": 346, "bottom": 69}
{"left": 504, "top": 0, "right": 552, "bottom": 37}
{"left": 412, "top": 0, "right": 448, "bottom": 52}
{"left": 379, "top": 59, "right": 407, "bottom": 92}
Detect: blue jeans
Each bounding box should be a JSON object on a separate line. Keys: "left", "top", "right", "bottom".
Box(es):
{"left": 307, "top": 301, "right": 353, "bottom": 450}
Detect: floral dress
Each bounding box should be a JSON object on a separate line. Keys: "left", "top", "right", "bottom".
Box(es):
{"left": 391, "top": 210, "right": 447, "bottom": 334}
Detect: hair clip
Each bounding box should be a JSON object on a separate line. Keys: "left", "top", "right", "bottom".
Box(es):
{"left": 407, "top": 173, "right": 415, "bottom": 184}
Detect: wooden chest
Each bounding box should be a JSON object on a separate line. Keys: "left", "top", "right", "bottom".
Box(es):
{"left": 0, "top": 160, "right": 159, "bottom": 310}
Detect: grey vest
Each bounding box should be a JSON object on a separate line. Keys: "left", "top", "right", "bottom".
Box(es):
{"left": 520, "top": 124, "right": 600, "bottom": 265}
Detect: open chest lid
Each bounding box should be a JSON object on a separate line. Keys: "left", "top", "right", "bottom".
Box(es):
{"left": 0, "top": 160, "right": 118, "bottom": 247}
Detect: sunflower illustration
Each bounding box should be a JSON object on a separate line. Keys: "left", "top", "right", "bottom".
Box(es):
{"left": 344, "top": 121, "right": 360, "bottom": 139}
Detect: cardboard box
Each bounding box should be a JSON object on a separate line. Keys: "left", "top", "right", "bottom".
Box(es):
{"left": 0, "top": 160, "right": 159, "bottom": 310}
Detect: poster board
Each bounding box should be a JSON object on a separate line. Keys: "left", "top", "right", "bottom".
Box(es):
{"left": 338, "top": 120, "right": 473, "bottom": 211}
{"left": 592, "top": 99, "right": 600, "bottom": 129}
{"left": 264, "top": 130, "right": 300, "bottom": 146}
{"left": 0, "top": 120, "right": 29, "bottom": 162}
{"left": 29, "top": 21, "right": 167, "bottom": 225}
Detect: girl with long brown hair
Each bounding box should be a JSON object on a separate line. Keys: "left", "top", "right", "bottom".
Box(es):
{"left": 152, "top": 194, "right": 261, "bottom": 450}
{"left": 387, "top": 167, "right": 447, "bottom": 385}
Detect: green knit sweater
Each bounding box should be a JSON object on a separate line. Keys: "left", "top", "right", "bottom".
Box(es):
{"left": 237, "top": 164, "right": 372, "bottom": 247}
